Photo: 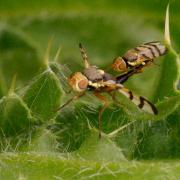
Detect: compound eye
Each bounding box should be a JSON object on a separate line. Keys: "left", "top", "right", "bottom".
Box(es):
{"left": 68, "top": 72, "right": 88, "bottom": 92}
{"left": 112, "top": 57, "right": 127, "bottom": 72}
{"left": 78, "top": 79, "right": 88, "bottom": 90}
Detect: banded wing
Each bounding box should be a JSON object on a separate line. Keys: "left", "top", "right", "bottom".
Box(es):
{"left": 102, "top": 81, "right": 158, "bottom": 115}
{"left": 118, "top": 87, "right": 158, "bottom": 115}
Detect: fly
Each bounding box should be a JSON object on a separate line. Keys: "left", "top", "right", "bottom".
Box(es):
{"left": 56, "top": 43, "right": 158, "bottom": 138}
{"left": 111, "top": 41, "right": 167, "bottom": 72}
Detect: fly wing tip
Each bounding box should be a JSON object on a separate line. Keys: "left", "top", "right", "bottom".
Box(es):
{"left": 153, "top": 107, "right": 158, "bottom": 115}
{"left": 140, "top": 96, "right": 158, "bottom": 115}
{"left": 149, "top": 103, "right": 158, "bottom": 115}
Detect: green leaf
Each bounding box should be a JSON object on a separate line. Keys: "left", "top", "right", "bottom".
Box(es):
{"left": 151, "top": 5, "right": 180, "bottom": 101}
{"left": 23, "top": 69, "right": 62, "bottom": 120}
{"left": 25, "top": 127, "right": 59, "bottom": 152}
{"left": 74, "top": 129, "right": 127, "bottom": 162}
{"left": 116, "top": 104, "right": 180, "bottom": 160}
{"left": 152, "top": 50, "right": 180, "bottom": 102}
{"left": 53, "top": 97, "right": 130, "bottom": 152}
{"left": 0, "top": 2, "right": 180, "bottom": 177}
{"left": 0, "top": 153, "right": 180, "bottom": 180}
{"left": 110, "top": 96, "right": 180, "bottom": 159}
{"left": 164, "top": 4, "right": 171, "bottom": 47}
{"left": 0, "top": 68, "right": 7, "bottom": 98}
{"left": 53, "top": 103, "right": 90, "bottom": 152}
{"left": 0, "top": 93, "right": 34, "bottom": 136}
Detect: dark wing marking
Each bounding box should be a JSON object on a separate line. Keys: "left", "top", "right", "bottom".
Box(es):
{"left": 118, "top": 87, "right": 158, "bottom": 115}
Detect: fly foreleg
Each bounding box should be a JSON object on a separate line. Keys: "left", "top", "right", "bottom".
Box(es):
{"left": 55, "top": 92, "right": 85, "bottom": 112}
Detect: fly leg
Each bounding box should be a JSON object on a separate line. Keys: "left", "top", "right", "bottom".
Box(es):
{"left": 93, "top": 92, "right": 109, "bottom": 139}
{"left": 55, "top": 92, "right": 85, "bottom": 112}
{"left": 109, "top": 91, "right": 121, "bottom": 104}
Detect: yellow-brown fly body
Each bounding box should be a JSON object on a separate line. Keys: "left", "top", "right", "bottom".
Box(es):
{"left": 112, "top": 41, "right": 167, "bottom": 72}
{"left": 57, "top": 43, "right": 159, "bottom": 138}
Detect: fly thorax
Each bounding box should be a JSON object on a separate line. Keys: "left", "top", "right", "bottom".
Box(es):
{"left": 127, "top": 56, "right": 145, "bottom": 66}
{"left": 103, "top": 73, "right": 116, "bottom": 81}
{"left": 111, "top": 57, "right": 128, "bottom": 72}
{"left": 123, "top": 49, "right": 138, "bottom": 62}
{"left": 83, "top": 66, "right": 104, "bottom": 82}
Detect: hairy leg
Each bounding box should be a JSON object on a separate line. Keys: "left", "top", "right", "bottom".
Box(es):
{"left": 55, "top": 92, "right": 85, "bottom": 112}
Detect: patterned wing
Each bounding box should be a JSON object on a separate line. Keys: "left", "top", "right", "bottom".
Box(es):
{"left": 118, "top": 86, "right": 158, "bottom": 115}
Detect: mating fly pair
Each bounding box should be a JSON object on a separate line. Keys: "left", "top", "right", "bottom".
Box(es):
{"left": 57, "top": 42, "right": 167, "bottom": 138}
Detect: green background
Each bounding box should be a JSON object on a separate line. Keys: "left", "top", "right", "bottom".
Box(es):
{"left": 0, "top": 0, "right": 180, "bottom": 179}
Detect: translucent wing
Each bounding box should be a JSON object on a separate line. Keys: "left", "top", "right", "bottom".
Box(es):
{"left": 102, "top": 81, "right": 158, "bottom": 115}
{"left": 118, "top": 87, "right": 158, "bottom": 115}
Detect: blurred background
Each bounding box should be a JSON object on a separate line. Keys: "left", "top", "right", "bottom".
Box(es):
{"left": 0, "top": 0, "right": 179, "bottom": 161}
{"left": 0, "top": 0, "right": 179, "bottom": 100}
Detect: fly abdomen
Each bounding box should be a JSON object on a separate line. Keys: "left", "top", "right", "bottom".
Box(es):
{"left": 143, "top": 41, "right": 167, "bottom": 57}
{"left": 135, "top": 42, "right": 167, "bottom": 60}
{"left": 136, "top": 45, "right": 158, "bottom": 59}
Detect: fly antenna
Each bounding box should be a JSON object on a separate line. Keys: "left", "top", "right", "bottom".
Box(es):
{"left": 79, "top": 43, "right": 90, "bottom": 68}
